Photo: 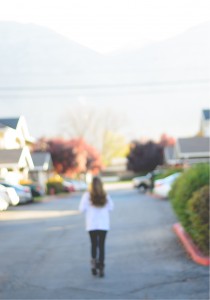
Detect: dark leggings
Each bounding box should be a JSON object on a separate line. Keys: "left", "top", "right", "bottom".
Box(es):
{"left": 89, "top": 230, "right": 107, "bottom": 264}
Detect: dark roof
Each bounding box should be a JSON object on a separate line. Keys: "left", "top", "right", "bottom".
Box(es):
{"left": 31, "top": 152, "right": 53, "bottom": 170}
{"left": 203, "top": 109, "right": 210, "bottom": 120}
{"left": 0, "top": 117, "right": 20, "bottom": 129}
{"left": 0, "top": 149, "right": 22, "bottom": 164}
{"left": 178, "top": 137, "right": 210, "bottom": 155}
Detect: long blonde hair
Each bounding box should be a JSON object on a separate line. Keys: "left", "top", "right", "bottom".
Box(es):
{"left": 89, "top": 176, "right": 107, "bottom": 207}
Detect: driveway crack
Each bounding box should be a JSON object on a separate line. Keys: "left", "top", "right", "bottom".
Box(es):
{"left": 128, "top": 274, "right": 209, "bottom": 295}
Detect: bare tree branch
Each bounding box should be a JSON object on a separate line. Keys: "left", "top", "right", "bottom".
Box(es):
{"left": 59, "top": 104, "right": 128, "bottom": 155}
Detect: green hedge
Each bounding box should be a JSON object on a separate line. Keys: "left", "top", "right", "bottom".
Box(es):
{"left": 187, "top": 185, "right": 209, "bottom": 255}
{"left": 46, "top": 182, "right": 64, "bottom": 194}
{"left": 169, "top": 163, "right": 209, "bottom": 242}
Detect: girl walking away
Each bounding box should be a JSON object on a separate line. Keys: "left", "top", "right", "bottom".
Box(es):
{"left": 79, "top": 176, "right": 114, "bottom": 277}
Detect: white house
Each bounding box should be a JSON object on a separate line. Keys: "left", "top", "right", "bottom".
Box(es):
{"left": 0, "top": 148, "right": 34, "bottom": 183}
{"left": 0, "top": 116, "right": 35, "bottom": 183}
{"left": 0, "top": 116, "right": 34, "bottom": 149}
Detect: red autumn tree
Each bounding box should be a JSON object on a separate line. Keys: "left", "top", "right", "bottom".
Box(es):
{"left": 159, "top": 133, "right": 176, "bottom": 147}
{"left": 33, "top": 137, "right": 102, "bottom": 176}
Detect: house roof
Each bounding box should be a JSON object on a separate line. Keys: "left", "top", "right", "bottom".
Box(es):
{"left": 0, "top": 148, "right": 34, "bottom": 169}
{"left": 177, "top": 137, "right": 210, "bottom": 157}
{"left": 202, "top": 109, "right": 210, "bottom": 120}
{"left": 0, "top": 149, "right": 22, "bottom": 164}
{"left": 0, "top": 117, "right": 20, "bottom": 129}
{"left": 0, "top": 116, "right": 35, "bottom": 144}
{"left": 31, "top": 152, "right": 53, "bottom": 170}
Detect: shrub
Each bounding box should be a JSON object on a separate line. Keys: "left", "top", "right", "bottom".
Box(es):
{"left": 187, "top": 186, "right": 209, "bottom": 255}
{"left": 46, "top": 182, "right": 64, "bottom": 194}
{"left": 169, "top": 163, "right": 209, "bottom": 232}
{"left": 46, "top": 174, "right": 64, "bottom": 194}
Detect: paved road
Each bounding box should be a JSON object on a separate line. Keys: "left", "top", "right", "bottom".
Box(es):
{"left": 0, "top": 186, "right": 209, "bottom": 299}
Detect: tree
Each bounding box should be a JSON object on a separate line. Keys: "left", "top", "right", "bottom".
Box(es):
{"left": 127, "top": 140, "right": 163, "bottom": 173}
{"left": 159, "top": 133, "right": 176, "bottom": 147}
{"left": 67, "top": 138, "right": 103, "bottom": 176}
{"left": 33, "top": 137, "right": 103, "bottom": 176}
{"left": 83, "top": 141, "right": 103, "bottom": 175}
{"left": 101, "top": 130, "right": 129, "bottom": 166}
{"left": 59, "top": 104, "right": 128, "bottom": 165}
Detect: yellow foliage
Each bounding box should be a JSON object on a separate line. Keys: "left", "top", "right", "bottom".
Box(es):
{"left": 102, "top": 131, "right": 129, "bottom": 166}
{"left": 47, "top": 174, "right": 63, "bottom": 183}
{"left": 19, "top": 179, "right": 33, "bottom": 185}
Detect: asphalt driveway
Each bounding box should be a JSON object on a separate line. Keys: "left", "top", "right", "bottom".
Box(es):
{"left": 0, "top": 186, "right": 209, "bottom": 299}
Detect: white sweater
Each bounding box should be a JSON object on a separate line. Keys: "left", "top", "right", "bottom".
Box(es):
{"left": 79, "top": 192, "right": 114, "bottom": 231}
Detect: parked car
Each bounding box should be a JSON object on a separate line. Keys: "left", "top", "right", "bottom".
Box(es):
{"left": 0, "top": 188, "right": 9, "bottom": 211}
{"left": 0, "top": 182, "right": 33, "bottom": 204}
{"left": 71, "top": 179, "right": 88, "bottom": 192}
{"left": 0, "top": 184, "right": 19, "bottom": 206}
{"left": 62, "top": 180, "right": 75, "bottom": 193}
{"left": 21, "top": 182, "right": 46, "bottom": 197}
{"left": 63, "top": 178, "right": 88, "bottom": 192}
{"left": 132, "top": 172, "right": 154, "bottom": 193}
{"left": 153, "top": 173, "right": 181, "bottom": 198}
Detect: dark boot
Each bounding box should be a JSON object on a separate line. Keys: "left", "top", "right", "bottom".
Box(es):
{"left": 98, "top": 262, "right": 105, "bottom": 278}
{"left": 91, "top": 259, "right": 97, "bottom": 276}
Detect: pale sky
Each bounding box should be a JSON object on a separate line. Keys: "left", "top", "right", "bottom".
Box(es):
{"left": 0, "top": 0, "right": 209, "bottom": 142}
{"left": 0, "top": 0, "right": 210, "bottom": 53}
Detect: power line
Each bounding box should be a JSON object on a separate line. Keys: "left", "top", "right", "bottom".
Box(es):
{"left": 0, "top": 79, "right": 209, "bottom": 91}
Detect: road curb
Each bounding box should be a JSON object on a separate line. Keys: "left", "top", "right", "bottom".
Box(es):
{"left": 173, "top": 223, "right": 210, "bottom": 266}
{"left": 147, "top": 192, "right": 166, "bottom": 200}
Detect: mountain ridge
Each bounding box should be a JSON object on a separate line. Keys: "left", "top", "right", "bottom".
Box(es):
{"left": 0, "top": 21, "right": 209, "bottom": 88}
{"left": 0, "top": 21, "right": 209, "bottom": 140}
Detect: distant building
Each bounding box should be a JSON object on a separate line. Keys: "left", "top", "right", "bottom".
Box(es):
{"left": 103, "top": 157, "right": 127, "bottom": 173}
{"left": 174, "top": 136, "right": 210, "bottom": 165}
{"left": 101, "top": 157, "right": 134, "bottom": 180}
{"left": 30, "top": 152, "right": 54, "bottom": 187}
{"left": 164, "top": 109, "right": 210, "bottom": 166}
{"left": 200, "top": 109, "right": 210, "bottom": 137}
{"left": 164, "top": 137, "right": 210, "bottom": 166}
{"left": 164, "top": 146, "right": 177, "bottom": 166}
